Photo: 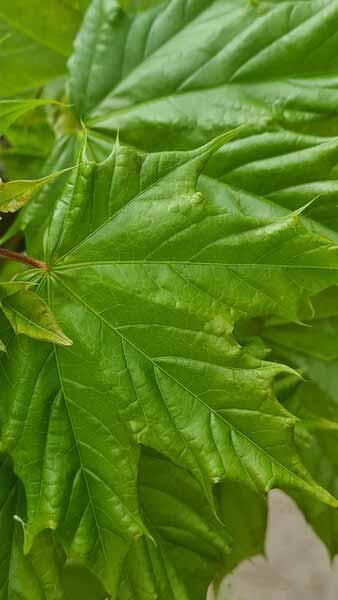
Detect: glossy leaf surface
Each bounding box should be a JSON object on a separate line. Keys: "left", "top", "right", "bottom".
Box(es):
{"left": 2, "top": 138, "right": 338, "bottom": 597}
{"left": 2, "top": 0, "right": 338, "bottom": 597}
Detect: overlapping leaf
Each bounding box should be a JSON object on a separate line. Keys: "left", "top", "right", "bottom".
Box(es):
{"left": 262, "top": 286, "right": 338, "bottom": 556}
{"left": 67, "top": 0, "right": 338, "bottom": 146}
{"left": 118, "top": 449, "right": 266, "bottom": 599}
{"left": 66, "top": 0, "right": 338, "bottom": 243}
{"left": 0, "top": 456, "right": 67, "bottom": 600}
{"left": 0, "top": 107, "right": 55, "bottom": 181}
{"left": 0, "top": 0, "right": 89, "bottom": 97}
{"left": 282, "top": 381, "right": 338, "bottom": 558}
{"left": 0, "top": 456, "right": 41, "bottom": 600}
{"left": 0, "top": 99, "right": 59, "bottom": 138}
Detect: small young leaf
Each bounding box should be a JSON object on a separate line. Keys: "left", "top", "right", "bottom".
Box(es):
{"left": 0, "top": 166, "right": 74, "bottom": 213}
{"left": 2, "top": 287, "right": 72, "bottom": 346}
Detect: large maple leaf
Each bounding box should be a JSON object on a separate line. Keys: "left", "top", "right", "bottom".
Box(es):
{"left": 1, "top": 136, "right": 338, "bottom": 597}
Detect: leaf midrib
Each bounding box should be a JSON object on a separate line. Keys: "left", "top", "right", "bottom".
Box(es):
{"left": 54, "top": 261, "right": 338, "bottom": 271}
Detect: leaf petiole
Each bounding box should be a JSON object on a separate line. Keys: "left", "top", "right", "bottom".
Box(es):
{"left": 0, "top": 247, "right": 48, "bottom": 271}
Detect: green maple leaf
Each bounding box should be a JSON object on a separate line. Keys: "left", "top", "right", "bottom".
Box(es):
{"left": 63, "top": 0, "right": 338, "bottom": 566}
{"left": 117, "top": 448, "right": 232, "bottom": 600}
{"left": 274, "top": 376, "right": 338, "bottom": 559}
{"left": 263, "top": 286, "right": 338, "bottom": 400}
{"left": 0, "top": 107, "right": 55, "bottom": 182}
{"left": 68, "top": 0, "right": 338, "bottom": 147}
{"left": 262, "top": 286, "right": 338, "bottom": 556}
{"left": 0, "top": 100, "right": 61, "bottom": 139}
{"left": 0, "top": 457, "right": 66, "bottom": 600}
{"left": 14, "top": 0, "right": 338, "bottom": 249}
{"left": 65, "top": 0, "right": 338, "bottom": 244}
{"left": 0, "top": 0, "right": 89, "bottom": 97}
{"left": 2, "top": 136, "right": 338, "bottom": 597}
